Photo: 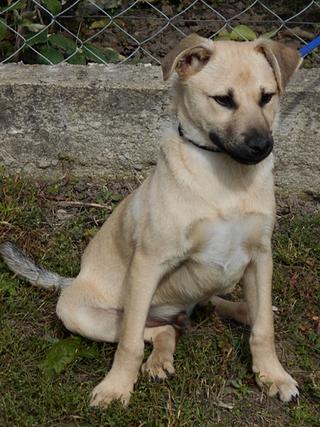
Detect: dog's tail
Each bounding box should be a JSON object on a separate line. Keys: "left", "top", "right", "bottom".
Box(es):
{"left": 0, "top": 242, "right": 73, "bottom": 289}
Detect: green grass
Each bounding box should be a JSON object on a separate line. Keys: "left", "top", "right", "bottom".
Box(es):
{"left": 0, "top": 174, "right": 319, "bottom": 426}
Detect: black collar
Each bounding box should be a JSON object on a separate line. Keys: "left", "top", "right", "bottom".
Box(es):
{"left": 178, "top": 123, "right": 222, "bottom": 153}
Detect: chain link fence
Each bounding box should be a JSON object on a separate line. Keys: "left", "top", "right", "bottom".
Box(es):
{"left": 0, "top": 1, "right": 319, "bottom": 66}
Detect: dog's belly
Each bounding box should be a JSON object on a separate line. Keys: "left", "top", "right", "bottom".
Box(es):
{"left": 153, "top": 215, "right": 267, "bottom": 308}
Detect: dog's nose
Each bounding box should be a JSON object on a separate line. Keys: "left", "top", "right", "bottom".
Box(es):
{"left": 245, "top": 132, "right": 273, "bottom": 155}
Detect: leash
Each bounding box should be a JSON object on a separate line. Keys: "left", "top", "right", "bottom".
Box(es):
{"left": 299, "top": 35, "right": 320, "bottom": 57}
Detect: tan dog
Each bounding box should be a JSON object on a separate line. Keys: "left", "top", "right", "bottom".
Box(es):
{"left": 0, "top": 34, "right": 302, "bottom": 408}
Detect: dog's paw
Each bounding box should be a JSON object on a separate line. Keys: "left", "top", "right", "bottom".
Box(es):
{"left": 267, "top": 375, "right": 299, "bottom": 402}
{"left": 90, "top": 377, "right": 133, "bottom": 408}
{"left": 253, "top": 362, "right": 299, "bottom": 402}
{"left": 141, "top": 352, "right": 175, "bottom": 381}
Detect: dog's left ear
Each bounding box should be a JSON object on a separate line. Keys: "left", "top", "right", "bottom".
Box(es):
{"left": 256, "top": 40, "right": 302, "bottom": 93}
{"left": 161, "top": 33, "right": 213, "bottom": 81}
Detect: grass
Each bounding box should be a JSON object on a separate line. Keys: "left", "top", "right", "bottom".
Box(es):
{"left": 0, "top": 173, "right": 319, "bottom": 426}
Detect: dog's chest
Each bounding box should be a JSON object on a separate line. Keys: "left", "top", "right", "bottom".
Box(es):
{"left": 152, "top": 213, "right": 272, "bottom": 308}
{"left": 189, "top": 214, "right": 267, "bottom": 290}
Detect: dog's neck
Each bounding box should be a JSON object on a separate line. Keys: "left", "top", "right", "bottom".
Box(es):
{"left": 173, "top": 109, "right": 273, "bottom": 189}
{"left": 177, "top": 112, "right": 221, "bottom": 153}
{"left": 178, "top": 124, "right": 222, "bottom": 153}
{"left": 161, "top": 127, "right": 274, "bottom": 208}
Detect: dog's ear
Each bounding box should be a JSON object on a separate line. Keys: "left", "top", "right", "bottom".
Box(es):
{"left": 161, "top": 33, "right": 213, "bottom": 81}
{"left": 256, "top": 40, "right": 302, "bottom": 92}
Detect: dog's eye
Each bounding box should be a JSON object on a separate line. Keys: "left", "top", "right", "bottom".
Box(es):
{"left": 260, "top": 92, "right": 274, "bottom": 107}
{"left": 211, "top": 95, "right": 236, "bottom": 110}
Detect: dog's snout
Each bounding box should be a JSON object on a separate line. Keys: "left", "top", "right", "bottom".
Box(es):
{"left": 245, "top": 132, "right": 273, "bottom": 155}
{"left": 219, "top": 129, "right": 274, "bottom": 165}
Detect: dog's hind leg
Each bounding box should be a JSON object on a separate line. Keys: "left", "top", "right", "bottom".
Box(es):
{"left": 56, "top": 279, "right": 179, "bottom": 376}
{"left": 142, "top": 325, "right": 177, "bottom": 380}
{"left": 210, "top": 296, "right": 251, "bottom": 325}
{"left": 57, "top": 292, "right": 178, "bottom": 379}
{"left": 56, "top": 279, "right": 124, "bottom": 342}
{"left": 56, "top": 296, "right": 122, "bottom": 343}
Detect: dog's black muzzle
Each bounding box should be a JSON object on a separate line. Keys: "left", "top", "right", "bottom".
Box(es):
{"left": 209, "top": 130, "right": 274, "bottom": 165}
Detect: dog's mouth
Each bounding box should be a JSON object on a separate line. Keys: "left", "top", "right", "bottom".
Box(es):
{"left": 209, "top": 131, "right": 274, "bottom": 165}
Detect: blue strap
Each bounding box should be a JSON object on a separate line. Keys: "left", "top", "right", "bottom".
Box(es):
{"left": 299, "top": 35, "right": 320, "bottom": 57}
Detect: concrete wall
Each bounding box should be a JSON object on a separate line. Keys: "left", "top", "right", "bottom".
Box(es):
{"left": 0, "top": 63, "right": 319, "bottom": 192}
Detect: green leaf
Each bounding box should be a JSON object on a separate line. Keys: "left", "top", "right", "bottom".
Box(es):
{"left": 84, "top": 44, "right": 124, "bottom": 64}
{"left": 38, "top": 46, "right": 64, "bottom": 64}
{"left": 230, "top": 25, "right": 256, "bottom": 41}
{"left": 0, "top": 18, "right": 7, "bottom": 42}
{"left": 214, "top": 28, "right": 231, "bottom": 41}
{"left": 78, "top": 343, "right": 99, "bottom": 359}
{"left": 49, "top": 33, "right": 77, "bottom": 54}
{"left": 83, "top": 44, "right": 107, "bottom": 64}
{"left": 40, "top": 337, "right": 82, "bottom": 375}
{"left": 40, "top": 337, "right": 99, "bottom": 376}
{"left": 25, "top": 30, "right": 48, "bottom": 47}
{"left": 42, "top": 0, "right": 62, "bottom": 15}
{"left": 104, "top": 47, "right": 125, "bottom": 62}
{"left": 67, "top": 51, "right": 86, "bottom": 64}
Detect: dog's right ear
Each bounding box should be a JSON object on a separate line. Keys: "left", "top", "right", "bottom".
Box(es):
{"left": 161, "top": 34, "right": 213, "bottom": 81}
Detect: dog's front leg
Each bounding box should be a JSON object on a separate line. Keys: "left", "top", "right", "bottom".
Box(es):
{"left": 90, "top": 251, "right": 164, "bottom": 408}
{"left": 244, "top": 249, "right": 299, "bottom": 402}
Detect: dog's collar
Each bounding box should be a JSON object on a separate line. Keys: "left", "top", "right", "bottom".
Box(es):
{"left": 178, "top": 123, "right": 222, "bottom": 153}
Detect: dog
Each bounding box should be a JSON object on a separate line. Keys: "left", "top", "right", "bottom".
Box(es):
{"left": 0, "top": 34, "right": 302, "bottom": 408}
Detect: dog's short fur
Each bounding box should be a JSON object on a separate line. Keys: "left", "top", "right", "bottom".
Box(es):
{"left": 0, "top": 34, "right": 302, "bottom": 407}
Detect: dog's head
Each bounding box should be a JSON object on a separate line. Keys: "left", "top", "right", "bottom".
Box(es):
{"left": 162, "top": 34, "right": 302, "bottom": 165}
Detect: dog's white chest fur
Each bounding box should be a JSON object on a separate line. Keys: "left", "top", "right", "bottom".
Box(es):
{"left": 190, "top": 214, "right": 264, "bottom": 291}
{"left": 198, "top": 224, "right": 248, "bottom": 281}
{"left": 153, "top": 214, "right": 266, "bottom": 309}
